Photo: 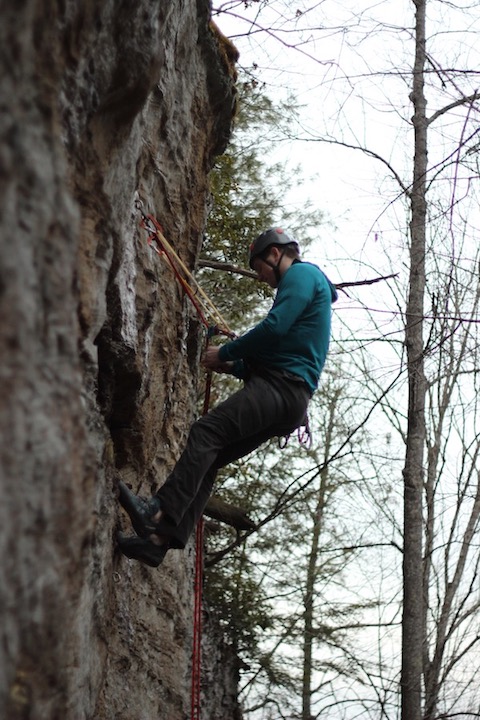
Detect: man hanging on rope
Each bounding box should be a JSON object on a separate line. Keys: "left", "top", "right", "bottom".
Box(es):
{"left": 117, "top": 227, "right": 338, "bottom": 566}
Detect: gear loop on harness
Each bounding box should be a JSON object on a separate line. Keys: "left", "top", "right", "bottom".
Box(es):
{"left": 278, "top": 413, "right": 313, "bottom": 450}
{"left": 298, "top": 413, "right": 313, "bottom": 449}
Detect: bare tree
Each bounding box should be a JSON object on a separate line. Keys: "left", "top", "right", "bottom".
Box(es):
{"left": 402, "top": 2, "right": 428, "bottom": 718}
{"left": 211, "top": 2, "right": 480, "bottom": 717}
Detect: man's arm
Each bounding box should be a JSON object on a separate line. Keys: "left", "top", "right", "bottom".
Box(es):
{"left": 218, "top": 264, "right": 317, "bottom": 363}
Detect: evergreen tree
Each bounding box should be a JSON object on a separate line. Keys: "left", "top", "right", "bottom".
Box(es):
{"left": 201, "top": 77, "right": 378, "bottom": 716}
{"left": 200, "top": 76, "right": 325, "bottom": 331}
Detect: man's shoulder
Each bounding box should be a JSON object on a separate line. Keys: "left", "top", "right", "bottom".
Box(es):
{"left": 286, "top": 262, "right": 337, "bottom": 303}
{"left": 286, "top": 261, "right": 324, "bottom": 282}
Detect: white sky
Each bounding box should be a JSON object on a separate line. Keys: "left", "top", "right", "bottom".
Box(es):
{"left": 213, "top": 0, "right": 480, "bottom": 400}
{"left": 214, "top": 0, "right": 480, "bottom": 288}
{"left": 212, "top": 5, "right": 480, "bottom": 716}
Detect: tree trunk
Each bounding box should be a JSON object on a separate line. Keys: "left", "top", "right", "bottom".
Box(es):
{"left": 401, "top": 1, "right": 428, "bottom": 719}
{"left": 302, "top": 391, "right": 338, "bottom": 720}
{"left": 302, "top": 481, "right": 324, "bottom": 720}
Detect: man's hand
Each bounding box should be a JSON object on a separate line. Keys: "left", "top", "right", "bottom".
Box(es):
{"left": 202, "top": 346, "right": 233, "bottom": 373}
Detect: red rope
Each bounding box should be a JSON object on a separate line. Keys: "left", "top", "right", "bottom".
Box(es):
{"left": 191, "top": 353, "right": 213, "bottom": 719}
{"left": 191, "top": 517, "right": 204, "bottom": 720}
{"left": 138, "top": 210, "right": 229, "bottom": 719}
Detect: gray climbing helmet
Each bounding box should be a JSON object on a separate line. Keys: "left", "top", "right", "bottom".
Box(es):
{"left": 248, "top": 227, "right": 299, "bottom": 269}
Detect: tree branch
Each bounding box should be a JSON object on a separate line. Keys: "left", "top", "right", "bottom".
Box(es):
{"left": 198, "top": 258, "right": 399, "bottom": 291}
{"left": 205, "top": 369, "right": 404, "bottom": 568}
{"left": 205, "top": 495, "right": 256, "bottom": 530}
{"left": 427, "top": 91, "right": 480, "bottom": 126}
{"left": 290, "top": 134, "right": 409, "bottom": 196}
{"left": 198, "top": 258, "right": 256, "bottom": 279}
{"left": 335, "top": 272, "right": 399, "bottom": 290}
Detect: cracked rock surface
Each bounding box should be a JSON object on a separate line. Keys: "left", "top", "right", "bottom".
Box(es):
{"left": 0, "top": 2, "right": 239, "bottom": 718}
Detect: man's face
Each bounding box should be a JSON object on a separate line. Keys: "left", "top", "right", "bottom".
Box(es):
{"left": 252, "top": 248, "right": 279, "bottom": 288}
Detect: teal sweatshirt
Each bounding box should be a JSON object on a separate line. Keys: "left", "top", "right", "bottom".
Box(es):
{"left": 218, "top": 261, "right": 337, "bottom": 394}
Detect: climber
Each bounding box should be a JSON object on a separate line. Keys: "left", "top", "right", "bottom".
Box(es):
{"left": 117, "top": 227, "right": 338, "bottom": 566}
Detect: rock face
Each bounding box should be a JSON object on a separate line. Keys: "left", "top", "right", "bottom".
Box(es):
{"left": 0, "top": 2, "right": 238, "bottom": 719}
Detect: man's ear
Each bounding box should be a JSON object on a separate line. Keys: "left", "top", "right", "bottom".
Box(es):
{"left": 269, "top": 246, "right": 280, "bottom": 261}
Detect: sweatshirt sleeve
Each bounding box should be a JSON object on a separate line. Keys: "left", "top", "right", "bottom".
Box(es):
{"left": 218, "top": 264, "right": 317, "bottom": 362}
{"left": 228, "top": 359, "right": 247, "bottom": 379}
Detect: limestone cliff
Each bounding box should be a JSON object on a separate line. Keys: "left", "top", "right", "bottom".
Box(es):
{"left": 0, "top": 2, "right": 239, "bottom": 718}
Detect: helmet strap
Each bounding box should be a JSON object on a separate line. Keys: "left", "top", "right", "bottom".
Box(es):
{"left": 260, "top": 248, "right": 287, "bottom": 282}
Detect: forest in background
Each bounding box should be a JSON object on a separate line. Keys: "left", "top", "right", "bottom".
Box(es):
{"left": 198, "top": 2, "right": 480, "bottom": 718}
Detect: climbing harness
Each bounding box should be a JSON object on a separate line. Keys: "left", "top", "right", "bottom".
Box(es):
{"left": 135, "top": 199, "right": 233, "bottom": 720}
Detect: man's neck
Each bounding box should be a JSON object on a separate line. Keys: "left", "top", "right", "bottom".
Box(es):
{"left": 278, "top": 256, "right": 295, "bottom": 278}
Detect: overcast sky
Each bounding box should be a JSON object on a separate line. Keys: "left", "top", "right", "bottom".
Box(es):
{"left": 214, "top": 0, "right": 480, "bottom": 278}
{"left": 213, "top": 0, "right": 480, "bottom": 359}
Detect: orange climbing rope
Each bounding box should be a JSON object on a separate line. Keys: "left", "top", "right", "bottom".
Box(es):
{"left": 135, "top": 199, "right": 234, "bottom": 339}
{"left": 135, "top": 199, "right": 233, "bottom": 720}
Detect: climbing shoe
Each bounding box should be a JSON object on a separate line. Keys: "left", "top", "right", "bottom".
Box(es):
{"left": 118, "top": 481, "right": 162, "bottom": 538}
{"left": 117, "top": 533, "right": 169, "bottom": 568}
